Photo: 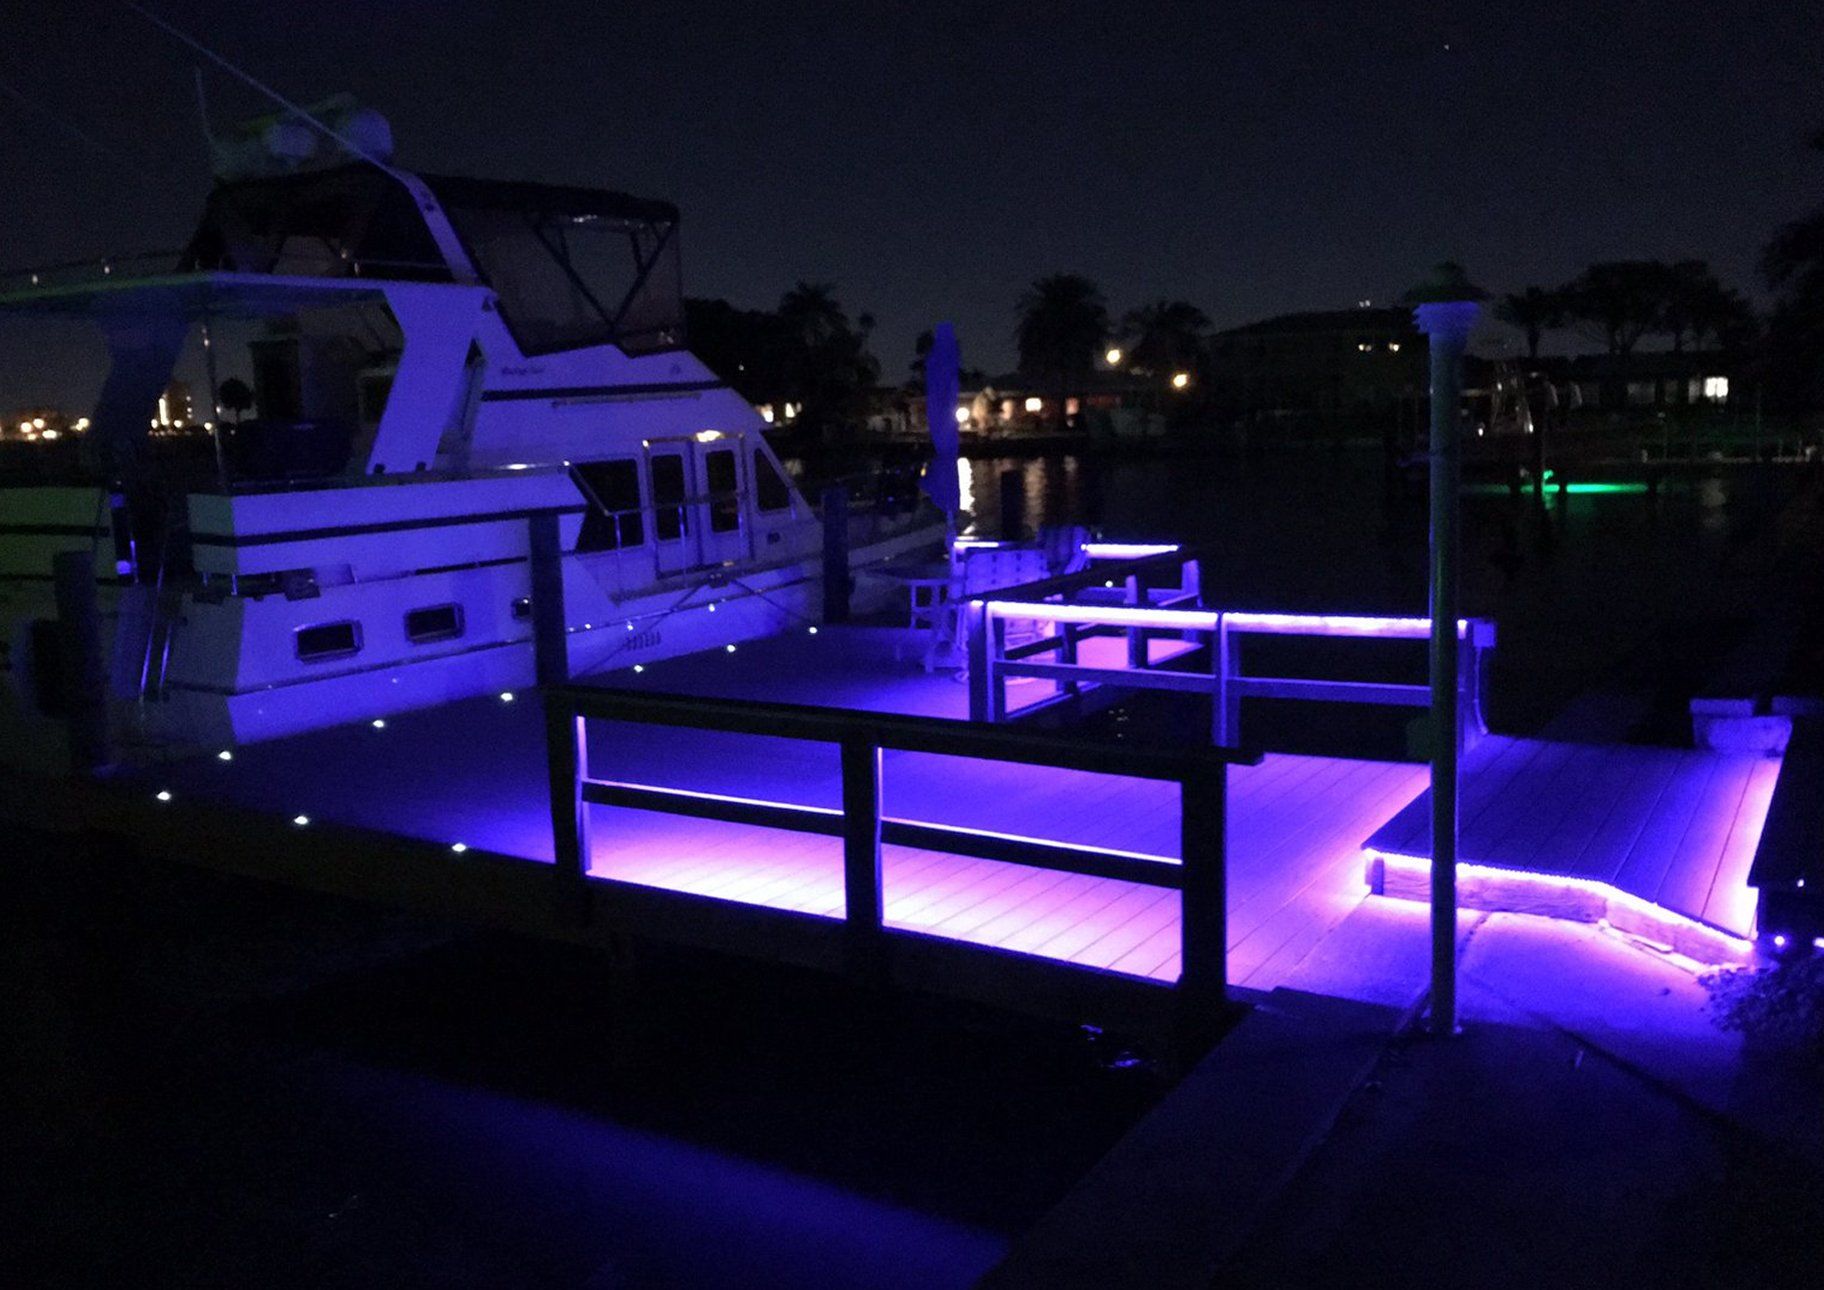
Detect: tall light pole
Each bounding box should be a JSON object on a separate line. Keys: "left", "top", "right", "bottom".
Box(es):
{"left": 1406, "top": 264, "right": 1485, "bottom": 1036}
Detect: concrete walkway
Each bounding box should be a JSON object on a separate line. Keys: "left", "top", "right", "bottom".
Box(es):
{"left": 987, "top": 899, "right": 1824, "bottom": 1288}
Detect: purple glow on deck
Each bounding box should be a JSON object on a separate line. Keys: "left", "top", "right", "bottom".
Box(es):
{"left": 1080, "top": 542, "right": 1182, "bottom": 559}
{"left": 1367, "top": 849, "right": 1755, "bottom": 965}
{"left": 980, "top": 600, "right": 1471, "bottom": 640}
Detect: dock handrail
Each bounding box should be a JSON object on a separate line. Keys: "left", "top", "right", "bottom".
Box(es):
{"left": 544, "top": 682, "right": 1262, "bottom": 1031}
{"left": 966, "top": 595, "right": 1497, "bottom": 745}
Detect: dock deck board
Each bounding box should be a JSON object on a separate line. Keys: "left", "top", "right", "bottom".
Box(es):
{"left": 1363, "top": 734, "right": 1779, "bottom": 937}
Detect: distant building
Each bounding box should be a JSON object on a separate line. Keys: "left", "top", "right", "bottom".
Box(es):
{"left": 1204, "top": 307, "right": 1426, "bottom": 440}
{"left": 1528, "top": 351, "right": 1744, "bottom": 415}
{"left": 878, "top": 370, "right": 1166, "bottom": 442}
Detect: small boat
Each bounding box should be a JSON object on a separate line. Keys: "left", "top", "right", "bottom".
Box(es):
{"left": 0, "top": 106, "right": 943, "bottom": 758}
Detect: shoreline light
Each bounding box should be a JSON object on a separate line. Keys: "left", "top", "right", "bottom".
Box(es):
{"left": 451, "top": 842, "right": 469, "bottom": 854}
{"left": 216, "top": 749, "right": 233, "bottom": 762}
{"left": 371, "top": 718, "right": 387, "bottom": 729}
{"left": 499, "top": 691, "right": 516, "bottom": 703}
{"left": 292, "top": 814, "right": 311, "bottom": 827}
{"left": 155, "top": 790, "right": 172, "bottom": 802}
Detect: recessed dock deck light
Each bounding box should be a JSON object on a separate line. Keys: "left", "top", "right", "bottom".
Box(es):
{"left": 808, "top": 626, "right": 818, "bottom": 635}
{"left": 371, "top": 718, "right": 387, "bottom": 729}
{"left": 633, "top": 664, "right": 645, "bottom": 673}
{"left": 725, "top": 644, "right": 737, "bottom": 653}
{"left": 499, "top": 691, "right": 515, "bottom": 703}
{"left": 216, "top": 749, "right": 233, "bottom": 762}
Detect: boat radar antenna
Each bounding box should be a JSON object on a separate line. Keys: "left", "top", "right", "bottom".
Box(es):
{"left": 120, "top": 1, "right": 404, "bottom": 180}
{"left": 117, "top": 1, "right": 479, "bottom": 281}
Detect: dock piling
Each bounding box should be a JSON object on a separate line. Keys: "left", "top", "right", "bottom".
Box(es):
{"left": 821, "top": 486, "right": 851, "bottom": 624}
{"left": 52, "top": 550, "right": 112, "bottom": 775}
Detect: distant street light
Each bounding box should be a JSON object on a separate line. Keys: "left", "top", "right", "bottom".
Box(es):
{"left": 1105, "top": 347, "right": 1124, "bottom": 366}
{"left": 1170, "top": 371, "right": 1191, "bottom": 390}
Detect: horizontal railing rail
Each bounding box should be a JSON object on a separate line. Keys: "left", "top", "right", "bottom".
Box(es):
{"left": 544, "top": 682, "right": 1261, "bottom": 1028}
{"left": 967, "top": 598, "right": 1496, "bottom": 745}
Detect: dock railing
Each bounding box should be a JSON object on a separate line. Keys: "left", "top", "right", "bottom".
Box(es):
{"left": 962, "top": 559, "right": 1496, "bottom": 745}
{"left": 543, "top": 684, "right": 1261, "bottom": 1035}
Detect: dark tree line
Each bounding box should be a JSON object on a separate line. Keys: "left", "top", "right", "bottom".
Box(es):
{"left": 1494, "top": 260, "right": 1755, "bottom": 363}
{"left": 685, "top": 282, "right": 880, "bottom": 437}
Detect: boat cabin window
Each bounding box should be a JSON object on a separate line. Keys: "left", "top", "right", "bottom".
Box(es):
{"left": 704, "top": 448, "right": 740, "bottom": 533}
{"left": 296, "top": 621, "right": 362, "bottom": 662}
{"left": 404, "top": 604, "right": 465, "bottom": 644}
{"left": 754, "top": 452, "right": 793, "bottom": 513}
{"left": 574, "top": 459, "right": 646, "bottom": 552}
{"left": 650, "top": 454, "right": 687, "bottom": 541}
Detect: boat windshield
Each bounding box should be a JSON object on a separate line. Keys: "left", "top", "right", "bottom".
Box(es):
{"left": 425, "top": 175, "right": 683, "bottom": 357}
{"left": 182, "top": 166, "right": 685, "bottom": 358}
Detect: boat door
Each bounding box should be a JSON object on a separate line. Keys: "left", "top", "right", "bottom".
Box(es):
{"left": 646, "top": 434, "right": 753, "bottom": 574}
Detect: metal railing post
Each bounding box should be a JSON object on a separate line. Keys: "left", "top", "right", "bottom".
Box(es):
{"left": 527, "top": 510, "right": 568, "bottom": 687}
{"left": 546, "top": 693, "right": 591, "bottom": 926}
{"left": 1178, "top": 759, "right": 1229, "bottom": 1053}
{"left": 989, "top": 614, "right": 1009, "bottom": 722}
{"left": 965, "top": 600, "right": 989, "bottom": 721}
{"left": 1125, "top": 574, "right": 1143, "bottom": 668}
{"left": 841, "top": 738, "right": 886, "bottom": 983}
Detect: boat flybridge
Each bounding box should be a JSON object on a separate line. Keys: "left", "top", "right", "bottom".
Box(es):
{"left": 0, "top": 115, "right": 942, "bottom": 760}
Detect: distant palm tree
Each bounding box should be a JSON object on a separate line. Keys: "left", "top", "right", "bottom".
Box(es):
{"left": 1493, "top": 287, "right": 1564, "bottom": 362}
{"left": 1119, "top": 299, "right": 1211, "bottom": 375}
{"left": 217, "top": 377, "right": 254, "bottom": 422}
{"left": 1015, "top": 273, "right": 1109, "bottom": 428}
{"left": 1557, "top": 262, "right": 1665, "bottom": 357}
{"left": 1760, "top": 129, "right": 1824, "bottom": 413}
{"left": 778, "top": 281, "right": 848, "bottom": 346}
{"left": 1763, "top": 127, "right": 1824, "bottom": 309}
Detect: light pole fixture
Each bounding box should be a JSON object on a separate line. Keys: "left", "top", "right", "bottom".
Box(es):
{"left": 1403, "top": 261, "right": 1486, "bottom": 1037}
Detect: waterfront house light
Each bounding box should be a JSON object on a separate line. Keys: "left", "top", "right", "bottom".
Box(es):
{"left": 155, "top": 790, "right": 172, "bottom": 802}
{"left": 451, "top": 842, "right": 469, "bottom": 854}
{"left": 633, "top": 664, "right": 645, "bottom": 673}
{"left": 499, "top": 691, "right": 515, "bottom": 703}
{"left": 953, "top": 406, "right": 970, "bottom": 424}
{"left": 725, "top": 643, "right": 737, "bottom": 653}
{"left": 371, "top": 718, "right": 387, "bottom": 729}
{"left": 1104, "top": 347, "right": 1124, "bottom": 366}
{"left": 1171, "top": 372, "right": 1191, "bottom": 390}
{"left": 216, "top": 749, "right": 233, "bottom": 762}
{"left": 1023, "top": 396, "right": 1043, "bottom": 413}
{"left": 292, "top": 814, "right": 310, "bottom": 827}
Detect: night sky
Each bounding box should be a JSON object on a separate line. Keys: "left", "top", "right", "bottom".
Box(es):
{"left": 3, "top": 0, "right": 1823, "bottom": 379}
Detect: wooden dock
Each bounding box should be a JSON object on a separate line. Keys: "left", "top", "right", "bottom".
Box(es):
{"left": 76, "top": 624, "right": 1772, "bottom": 1046}
{"left": 1364, "top": 734, "right": 1778, "bottom": 946}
